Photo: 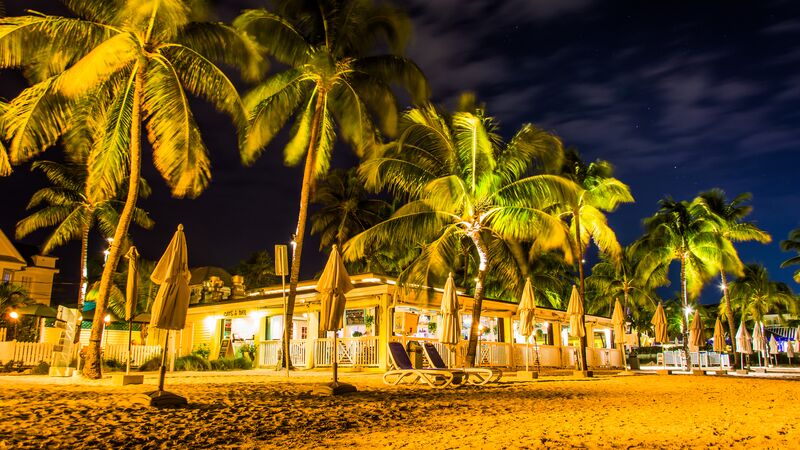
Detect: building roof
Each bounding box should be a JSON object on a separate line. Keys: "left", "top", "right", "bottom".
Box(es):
{"left": 189, "top": 266, "right": 232, "bottom": 286}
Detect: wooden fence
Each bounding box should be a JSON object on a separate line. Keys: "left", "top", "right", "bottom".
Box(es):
{"left": 0, "top": 341, "right": 161, "bottom": 367}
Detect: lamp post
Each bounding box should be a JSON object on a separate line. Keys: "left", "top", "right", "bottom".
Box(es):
{"left": 102, "top": 314, "right": 111, "bottom": 349}
{"left": 9, "top": 311, "right": 19, "bottom": 341}
{"left": 103, "top": 237, "right": 114, "bottom": 266}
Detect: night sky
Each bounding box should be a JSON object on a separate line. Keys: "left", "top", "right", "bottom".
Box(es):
{"left": 1, "top": 0, "right": 798, "bottom": 304}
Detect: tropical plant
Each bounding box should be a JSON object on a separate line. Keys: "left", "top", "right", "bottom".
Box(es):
{"left": 15, "top": 159, "right": 154, "bottom": 310}
{"left": 234, "top": 0, "right": 428, "bottom": 367}
{"left": 0, "top": 0, "right": 261, "bottom": 378}
{"left": 230, "top": 249, "right": 281, "bottom": 289}
{"left": 486, "top": 242, "right": 573, "bottom": 309}
{"left": 311, "top": 168, "right": 392, "bottom": 249}
{"left": 0, "top": 282, "right": 29, "bottom": 316}
{"left": 634, "top": 197, "right": 722, "bottom": 370}
{"left": 556, "top": 149, "right": 633, "bottom": 370}
{"left": 780, "top": 228, "right": 800, "bottom": 284}
{"left": 697, "top": 189, "right": 771, "bottom": 364}
{"left": 344, "top": 104, "right": 576, "bottom": 367}
{"left": 728, "top": 263, "right": 797, "bottom": 325}
{"left": 586, "top": 245, "right": 658, "bottom": 317}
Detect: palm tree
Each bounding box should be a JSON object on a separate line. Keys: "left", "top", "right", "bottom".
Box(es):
{"left": 230, "top": 250, "right": 281, "bottom": 290}
{"left": 0, "top": 282, "right": 29, "bottom": 315}
{"left": 344, "top": 104, "right": 577, "bottom": 366}
{"left": 780, "top": 228, "right": 800, "bottom": 283}
{"left": 0, "top": 1, "right": 260, "bottom": 378}
{"left": 15, "top": 160, "right": 154, "bottom": 310}
{"left": 586, "top": 245, "right": 658, "bottom": 317}
{"left": 557, "top": 150, "right": 634, "bottom": 371}
{"left": 311, "top": 168, "right": 391, "bottom": 250}
{"left": 697, "top": 189, "right": 771, "bottom": 365}
{"left": 634, "top": 197, "right": 722, "bottom": 370}
{"left": 729, "top": 264, "right": 797, "bottom": 325}
{"left": 235, "top": 0, "right": 428, "bottom": 367}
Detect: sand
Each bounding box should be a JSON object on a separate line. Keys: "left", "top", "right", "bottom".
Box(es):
{"left": 0, "top": 370, "right": 798, "bottom": 449}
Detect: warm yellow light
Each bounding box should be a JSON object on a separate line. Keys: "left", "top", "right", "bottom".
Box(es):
{"left": 104, "top": 314, "right": 111, "bottom": 323}
{"left": 9, "top": 311, "right": 19, "bottom": 320}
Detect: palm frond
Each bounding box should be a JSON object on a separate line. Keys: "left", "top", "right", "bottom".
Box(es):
{"left": 175, "top": 21, "right": 267, "bottom": 82}
{"left": 242, "top": 69, "right": 308, "bottom": 164}
{"left": 234, "top": 9, "right": 312, "bottom": 67}
{"left": 329, "top": 79, "right": 379, "bottom": 158}
{"left": 143, "top": 55, "right": 211, "bottom": 198}
{"left": 352, "top": 55, "right": 429, "bottom": 104}
{"left": 283, "top": 92, "right": 316, "bottom": 167}
{"left": 38, "top": 207, "right": 87, "bottom": 254}
{"left": 14, "top": 205, "right": 73, "bottom": 240}
{"left": 56, "top": 31, "right": 138, "bottom": 98}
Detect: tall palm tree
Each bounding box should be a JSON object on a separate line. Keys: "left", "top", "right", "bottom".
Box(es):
{"left": 697, "top": 189, "right": 771, "bottom": 364}
{"left": 344, "top": 105, "right": 577, "bottom": 366}
{"left": 15, "top": 159, "right": 154, "bottom": 310}
{"left": 235, "top": 0, "right": 428, "bottom": 367}
{"left": 728, "top": 263, "right": 797, "bottom": 325}
{"left": 311, "top": 168, "right": 391, "bottom": 250}
{"left": 557, "top": 150, "right": 633, "bottom": 371}
{"left": 0, "top": 0, "right": 260, "bottom": 378}
{"left": 780, "top": 228, "right": 800, "bottom": 284}
{"left": 586, "top": 245, "right": 658, "bottom": 317}
{"left": 634, "top": 197, "right": 722, "bottom": 370}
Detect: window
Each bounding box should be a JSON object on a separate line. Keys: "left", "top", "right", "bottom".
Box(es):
{"left": 1, "top": 269, "right": 11, "bottom": 282}
{"left": 21, "top": 276, "right": 33, "bottom": 290}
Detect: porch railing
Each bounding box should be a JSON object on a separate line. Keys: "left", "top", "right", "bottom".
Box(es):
{"left": 314, "top": 336, "right": 380, "bottom": 367}
{"left": 257, "top": 340, "right": 307, "bottom": 368}
{"left": 0, "top": 341, "right": 161, "bottom": 367}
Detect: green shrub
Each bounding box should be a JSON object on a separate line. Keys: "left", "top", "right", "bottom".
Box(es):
{"left": 31, "top": 361, "right": 50, "bottom": 375}
{"left": 102, "top": 358, "right": 125, "bottom": 371}
{"left": 175, "top": 354, "right": 212, "bottom": 371}
{"left": 138, "top": 355, "right": 162, "bottom": 371}
{"left": 191, "top": 343, "right": 211, "bottom": 360}
{"left": 209, "top": 357, "right": 252, "bottom": 371}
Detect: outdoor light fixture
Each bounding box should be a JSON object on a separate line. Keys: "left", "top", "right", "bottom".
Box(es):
{"left": 9, "top": 311, "right": 19, "bottom": 320}
{"left": 104, "top": 314, "right": 111, "bottom": 323}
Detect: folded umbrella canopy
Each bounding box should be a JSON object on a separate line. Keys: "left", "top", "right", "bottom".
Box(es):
{"left": 651, "top": 302, "right": 668, "bottom": 344}
{"left": 439, "top": 273, "right": 461, "bottom": 346}
{"left": 565, "top": 285, "right": 585, "bottom": 370}
{"left": 690, "top": 311, "right": 705, "bottom": 350}
{"left": 611, "top": 298, "right": 625, "bottom": 345}
{"left": 713, "top": 317, "right": 726, "bottom": 353}
{"left": 735, "top": 322, "right": 752, "bottom": 355}
{"left": 150, "top": 226, "right": 191, "bottom": 330}
{"left": 752, "top": 322, "right": 767, "bottom": 356}
{"left": 124, "top": 246, "right": 140, "bottom": 374}
{"left": 516, "top": 277, "right": 537, "bottom": 371}
{"left": 769, "top": 335, "right": 779, "bottom": 355}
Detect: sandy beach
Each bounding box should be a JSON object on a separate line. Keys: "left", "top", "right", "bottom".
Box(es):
{"left": 0, "top": 370, "right": 798, "bottom": 449}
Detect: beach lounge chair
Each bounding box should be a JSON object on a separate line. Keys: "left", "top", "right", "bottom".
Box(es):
{"left": 421, "top": 342, "right": 502, "bottom": 385}
{"left": 383, "top": 342, "right": 466, "bottom": 388}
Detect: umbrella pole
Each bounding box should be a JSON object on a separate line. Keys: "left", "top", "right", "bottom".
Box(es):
{"left": 525, "top": 336, "right": 529, "bottom": 372}
{"left": 332, "top": 331, "right": 339, "bottom": 386}
{"left": 158, "top": 331, "right": 169, "bottom": 392}
{"left": 126, "top": 319, "right": 133, "bottom": 375}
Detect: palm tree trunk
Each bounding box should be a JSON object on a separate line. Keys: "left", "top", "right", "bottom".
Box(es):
{"left": 465, "top": 232, "right": 489, "bottom": 368}
{"left": 283, "top": 91, "right": 326, "bottom": 370}
{"left": 721, "top": 271, "right": 738, "bottom": 367}
{"left": 680, "top": 254, "right": 691, "bottom": 372}
{"left": 574, "top": 208, "right": 589, "bottom": 372}
{"left": 83, "top": 66, "right": 144, "bottom": 379}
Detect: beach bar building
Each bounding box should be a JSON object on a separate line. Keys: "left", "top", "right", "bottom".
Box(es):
{"left": 175, "top": 274, "right": 622, "bottom": 371}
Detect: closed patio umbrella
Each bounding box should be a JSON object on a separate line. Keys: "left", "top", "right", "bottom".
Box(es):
{"left": 769, "top": 335, "right": 779, "bottom": 366}
{"left": 611, "top": 298, "right": 628, "bottom": 371}
{"left": 439, "top": 273, "right": 460, "bottom": 367}
{"left": 690, "top": 311, "right": 704, "bottom": 352}
{"left": 124, "top": 246, "right": 139, "bottom": 374}
{"left": 135, "top": 224, "right": 191, "bottom": 407}
{"left": 516, "top": 277, "right": 536, "bottom": 372}
{"left": 752, "top": 322, "right": 766, "bottom": 367}
{"left": 566, "top": 285, "right": 585, "bottom": 370}
{"left": 712, "top": 317, "right": 726, "bottom": 353}
{"left": 315, "top": 245, "right": 355, "bottom": 395}
{"left": 651, "top": 302, "right": 668, "bottom": 344}
{"left": 735, "top": 322, "right": 752, "bottom": 370}
{"left": 787, "top": 340, "right": 795, "bottom": 367}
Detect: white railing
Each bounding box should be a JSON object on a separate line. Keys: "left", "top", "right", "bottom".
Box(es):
{"left": 471, "top": 341, "right": 510, "bottom": 367}
{"left": 315, "top": 337, "right": 380, "bottom": 367}
{"left": 257, "top": 340, "right": 307, "bottom": 368}
{"left": 104, "top": 344, "right": 162, "bottom": 367}
{"left": 512, "top": 343, "right": 564, "bottom": 368}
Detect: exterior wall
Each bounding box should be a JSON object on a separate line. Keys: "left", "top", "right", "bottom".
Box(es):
{"left": 0, "top": 229, "right": 59, "bottom": 305}
{"left": 170, "top": 275, "right": 619, "bottom": 369}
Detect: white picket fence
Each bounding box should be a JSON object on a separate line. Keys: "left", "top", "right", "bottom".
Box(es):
{"left": 257, "top": 340, "right": 307, "bottom": 368}
{"left": 0, "top": 341, "right": 161, "bottom": 367}
{"left": 315, "top": 337, "right": 380, "bottom": 367}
